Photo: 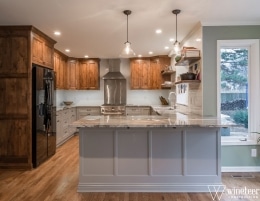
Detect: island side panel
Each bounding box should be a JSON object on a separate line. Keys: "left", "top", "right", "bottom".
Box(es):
{"left": 78, "top": 127, "right": 221, "bottom": 192}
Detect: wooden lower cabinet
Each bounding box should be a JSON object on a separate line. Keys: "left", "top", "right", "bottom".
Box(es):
{"left": 56, "top": 108, "right": 77, "bottom": 147}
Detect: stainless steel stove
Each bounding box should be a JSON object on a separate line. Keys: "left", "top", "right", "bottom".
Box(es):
{"left": 101, "top": 105, "right": 126, "bottom": 115}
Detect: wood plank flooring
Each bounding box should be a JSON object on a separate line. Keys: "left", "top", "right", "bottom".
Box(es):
{"left": 0, "top": 134, "right": 259, "bottom": 201}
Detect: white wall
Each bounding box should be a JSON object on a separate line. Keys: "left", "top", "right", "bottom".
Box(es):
{"left": 57, "top": 59, "right": 169, "bottom": 107}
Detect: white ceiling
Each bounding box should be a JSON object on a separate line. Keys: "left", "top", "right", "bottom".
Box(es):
{"left": 1, "top": 0, "right": 260, "bottom": 58}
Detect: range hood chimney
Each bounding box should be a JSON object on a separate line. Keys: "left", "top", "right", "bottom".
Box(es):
{"left": 102, "top": 59, "right": 126, "bottom": 80}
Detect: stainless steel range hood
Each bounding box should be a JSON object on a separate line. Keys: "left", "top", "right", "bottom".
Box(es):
{"left": 102, "top": 59, "right": 126, "bottom": 80}
{"left": 102, "top": 59, "right": 126, "bottom": 105}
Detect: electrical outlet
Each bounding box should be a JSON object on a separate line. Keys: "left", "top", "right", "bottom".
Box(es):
{"left": 251, "top": 149, "right": 257, "bottom": 157}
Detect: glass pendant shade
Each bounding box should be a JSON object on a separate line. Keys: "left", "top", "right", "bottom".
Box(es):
{"left": 120, "top": 42, "right": 135, "bottom": 57}
{"left": 120, "top": 10, "right": 135, "bottom": 58}
{"left": 173, "top": 41, "right": 181, "bottom": 55}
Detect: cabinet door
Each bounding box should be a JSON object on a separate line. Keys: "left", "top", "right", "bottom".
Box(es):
{"left": 54, "top": 51, "right": 68, "bottom": 89}
{"left": 43, "top": 42, "right": 53, "bottom": 68}
{"left": 32, "top": 35, "right": 44, "bottom": 64}
{"left": 54, "top": 52, "right": 62, "bottom": 89}
{"left": 130, "top": 59, "right": 151, "bottom": 89}
{"left": 67, "top": 59, "right": 79, "bottom": 90}
{"left": 32, "top": 34, "right": 54, "bottom": 69}
{"left": 78, "top": 59, "right": 99, "bottom": 90}
{"left": 150, "top": 58, "right": 161, "bottom": 89}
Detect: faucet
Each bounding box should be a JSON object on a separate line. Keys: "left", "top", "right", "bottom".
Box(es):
{"left": 168, "top": 92, "right": 176, "bottom": 109}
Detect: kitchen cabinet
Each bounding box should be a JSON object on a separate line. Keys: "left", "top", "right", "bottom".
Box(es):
{"left": 32, "top": 31, "right": 55, "bottom": 69}
{"left": 130, "top": 55, "right": 171, "bottom": 90}
{"left": 78, "top": 59, "right": 100, "bottom": 90}
{"left": 54, "top": 50, "right": 68, "bottom": 89}
{"left": 126, "top": 106, "right": 151, "bottom": 116}
{"left": 56, "top": 108, "right": 77, "bottom": 146}
{"left": 130, "top": 58, "right": 151, "bottom": 89}
{"left": 76, "top": 106, "right": 101, "bottom": 119}
{"left": 0, "top": 26, "right": 56, "bottom": 169}
{"left": 67, "top": 58, "right": 79, "bottom": 90}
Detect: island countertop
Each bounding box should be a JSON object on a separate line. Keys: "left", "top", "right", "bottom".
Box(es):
{"left": 70, "top": 113, "right": 233, "bottom": 128}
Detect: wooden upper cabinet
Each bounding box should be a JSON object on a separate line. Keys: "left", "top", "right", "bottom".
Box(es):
{"left": 32, "top": 29, "right": 56, "bottom": 69}
{"left": 54, "top": 50, "right": 68, "bottom": 89}
{"left": 150, "top": 58, "right": 162, "bottom": 89}
{"left": 130, "top": 58, "right": 151, "bottom": 89}
{"left": 78, "top": 59, "right": 100, "bottom": 90}
{"left": 130, "top": 56, "right": 171, "bottom": 90}
{"left": 67, "top": 59, "right": 79, "bottom": 90}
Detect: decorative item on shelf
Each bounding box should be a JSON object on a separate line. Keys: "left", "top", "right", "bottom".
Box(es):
{"left": 120, "top": 10, "right": 135, "bottom": 58}
{"left": 180, "top": 72, "right": 196, "bottom": 80}
{"left": 181, "top": 47, "right": 200, "bottom": 58}
{"left": 175, "top": 55, "right": 182, "bottom": 62}
{"left": 63, "top": 101, "right": 73, "bottom": 106}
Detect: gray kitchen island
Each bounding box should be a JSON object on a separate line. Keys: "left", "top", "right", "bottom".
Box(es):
{"left": 71, "top": 112, "right": 232, "bottom": 192}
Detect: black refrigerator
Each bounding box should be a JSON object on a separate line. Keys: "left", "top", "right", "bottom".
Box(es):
{"left": 32, "top": 65, "right": 56, "bottom": 168}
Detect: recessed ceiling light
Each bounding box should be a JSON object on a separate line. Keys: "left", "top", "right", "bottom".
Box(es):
{"left": 155, "top": 29, "right": 162, "bottom": 34}
{"left": 84, "top": 55, "right": 89, "bottom": 58}
{"left": 164, "top": 46, "right": 169, "bottom": 50}
{"left": 138, "top": 54, "right": 142, "bottom": 57}
{"left": 54, "top": 31, "right": 61, "bottom": 36}
{"left": 65, "top": 49, "right": 70, "bottom": 52}
{"left": 149, "top": 51, "right": 153, "bottom": 55}
{"left": 169, "top": 38, "right": 174, "bottom": 42}
{"left": 196, "top": 38, "right": 202, "bottom": 42}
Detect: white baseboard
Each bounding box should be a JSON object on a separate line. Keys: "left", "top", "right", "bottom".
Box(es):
{"left": 222, "top": 166, "right": 260, "bottom": 172}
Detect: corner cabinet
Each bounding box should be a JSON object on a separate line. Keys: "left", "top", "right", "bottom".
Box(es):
{"left": 54, "top": 50, "right": 68, "bottom": 89}
{"left": 78, "top": 58, "right": 100, "bottom": 90}
{"left": 0, "top": 26, "right": 56, "bottom": 169}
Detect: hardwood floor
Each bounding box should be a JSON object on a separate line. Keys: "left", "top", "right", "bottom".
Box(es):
{"left": 0, "top": 135, "right": 259, "bottom": 201}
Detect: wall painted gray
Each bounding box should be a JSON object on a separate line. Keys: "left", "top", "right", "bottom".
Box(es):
{"left": 202, "top": 26, "right": 260, "bottom": 167}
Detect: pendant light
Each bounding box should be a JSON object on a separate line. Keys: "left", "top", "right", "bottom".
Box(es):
{"left": 120, "top": 10, "right": 135, "bottom": 58}
{"left": 172, "top": 9, "right": 181, "bottom": 55}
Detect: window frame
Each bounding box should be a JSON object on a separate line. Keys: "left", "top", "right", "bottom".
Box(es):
{"left": 217, "top": 39, "right": 260, "bottom": 145}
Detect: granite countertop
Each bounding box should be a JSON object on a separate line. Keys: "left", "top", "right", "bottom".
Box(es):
{"left": 70, "top": 113, "right": 234, "bottom": 128}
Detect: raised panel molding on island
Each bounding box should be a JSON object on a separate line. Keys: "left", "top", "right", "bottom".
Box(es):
{"left": 78, "top": 127, "right": 221, "bottom": 192}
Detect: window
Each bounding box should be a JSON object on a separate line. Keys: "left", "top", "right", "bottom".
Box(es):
{"left": 217, "top": 40, "right": 260, "bottom": 145}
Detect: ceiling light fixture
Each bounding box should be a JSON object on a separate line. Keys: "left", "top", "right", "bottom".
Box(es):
{"left": 120, "top": 10, "right": 135, "bottom": 58}
{"left": 172, "top": 9, "right": 181, "bottom": 55}
{"left": 156, "top": 29, "right": 162, "bottom": 34}
{"left": 54, "top": 31, "right": 61, "bottom": 36}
